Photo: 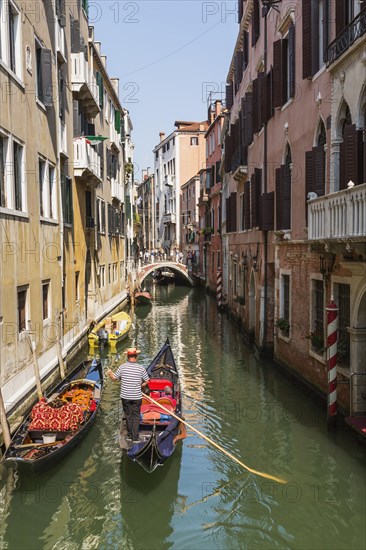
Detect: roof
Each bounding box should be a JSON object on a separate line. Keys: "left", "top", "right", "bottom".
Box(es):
{"left": 174, "top": 121, "right": 209, "bottom": 132}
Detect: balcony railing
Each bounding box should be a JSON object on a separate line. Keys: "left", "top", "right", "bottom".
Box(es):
{"left": 163, "top": 212, "right": 176, "bottom": 224}
{"left": 308, "top": 183, "right": 366, "bottom": 240}
{"left": 70, "top": 53, "right": 99, "bottom": 115}
{"left": 60, "top": 121, "right": 67, "bottom": 156}
{"left": 73, "top": 137, "right": 102, "bottom": 187}
{"left": 164, "top": 175, "right": 175, "bottom": 186}
{"left": 111, "top": 178, "right": 123, "bottom": 202}
{"left": 326, "top": 8, "right": 366, "bottom": 66}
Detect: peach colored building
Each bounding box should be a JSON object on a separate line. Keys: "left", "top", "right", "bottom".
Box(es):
{"left": 153, "top": 121, "right": 208, "bottom": 250}
{"left": 197, "top": 99, "right": 225, "bottom": 291}
{"left": 180, "top": 175, "right": 200, "bottom": 266}
{"left": 222, "top": 0, "right": 365, "bottom": 414}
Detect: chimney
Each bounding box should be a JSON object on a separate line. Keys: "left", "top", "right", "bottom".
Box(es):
{"left": 94, "top": 41, "right": 101, "bottom": 55}
{"left": 159, "top": 132, "right": 165, "bottom": 142}
{"left": 111, "top": 78, "right": 119, "bottom": 96}
{"left": 101, "top": 55, "right": 107, "bottom": 68}
{"left": 215, "top": 100, "right": 222, "bottom": 117}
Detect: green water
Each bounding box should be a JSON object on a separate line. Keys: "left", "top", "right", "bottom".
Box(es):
{"left": 0, "top": 286, "right": 365, "bottom": 549}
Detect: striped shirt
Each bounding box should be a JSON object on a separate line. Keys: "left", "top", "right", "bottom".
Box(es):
{"left": 115, "top": 361, "right": 149, "bottom": 400}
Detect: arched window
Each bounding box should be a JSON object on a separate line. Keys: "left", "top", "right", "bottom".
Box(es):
{"left": 305, "top": 121, "right": 326, "bottom": 222}
{"left": 318, "top": 120, "right": 326, "bottom": 147}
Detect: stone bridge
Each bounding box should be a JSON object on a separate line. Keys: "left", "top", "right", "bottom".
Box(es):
{"left": 137, "top": 261, "right": 194, "bottom": 286}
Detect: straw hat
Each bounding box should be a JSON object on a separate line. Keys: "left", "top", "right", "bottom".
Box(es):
{"left": 125, "top": 347, "right": 141, "bottom": 356}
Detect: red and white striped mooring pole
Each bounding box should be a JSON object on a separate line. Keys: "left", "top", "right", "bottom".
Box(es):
{"left": 216, "top": 269, "right": 223, "bottom": 309}
{"left": 326, "top": 297, "right": 338, "bottom": 428}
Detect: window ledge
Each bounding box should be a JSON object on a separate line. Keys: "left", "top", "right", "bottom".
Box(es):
{"left": 0, "top": 207, "right": 29, "bottom": 220}
{"left": 36, "top": 98, "right": 47, "bottom": 112}
{"left": 278, "top": 332, "right": 290, "bottom": 343}
{"left": 337, "top": 365, "right": 350, "bottom": 378}
{"left": 312, "top": 65, "right": 326, "bottom": 82}
{"left": 309, "top": 349, "right": 326, "bottom": 364}
{"left": 40, "top": 217, "right": 59, "bottom": 226}
{"left": 0, "top": 60, "right": 25, "bottom": 89}
{"left": 281, "top": 97, "right": 294, "bottom": 113}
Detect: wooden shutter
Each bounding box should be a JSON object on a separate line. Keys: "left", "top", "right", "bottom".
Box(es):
{"left": 258, "top": 72, "right": 268, "bottom": 126}
{"left": 71, "top": 18, "right": 80, "bottom": 53}
{"left": 305, "top": 150, "right": 314, "bottom": 225}
{"left": 244, "top": 180, "right": 250, "bottom": 230}
{"left": 339, "top": 140, "right": 346, "bottom": 190}
{"left": 215, "top": 160, "right": 221, "bottom": 183}
{"left": 266, "top": 69, "right": 274, "bottom": 120}
{"left": 288, "top": 23, "right": 295, "bottom": 99}
{"left": 302, "top": 0, "right": 312, "bottom": 79}
{"left": 242, "top": 30, "right": 249, "bottom": 69}
{"left": 115, "top": 110, "right": 121, "bottom": 133}
{"left": 245, "top": 92, "right": 254, "bottom": 145}
{"left": 101, "top": 201, "right": 106, "bottom": 232}
{"left": 273, "top": 40, "right": 283, "bottom": 108}
{"left": 107, "top": 149, "right": 112, "bottom": 178}
{"left": 57, "top": 0, "right": 66, "bottom": 27}
{"left": 261, "top": 192, "right": 274, "bottom": 230}
{"left": 252, "top": 0, "right": 260, "bottom": 46}
{"left": 281, "top": 164, "right": 291, "bottom": 230}
{"left": 335, "top": 0, "right": 346, "bottom": 36}
{"left": 275, "top": 167, "right": 282, "bottom": 229}
{"left": 231, "top": 192, "right": 237, "bottom": 232}
{"left": 226, "top": 197, "right": 231, "bottom": 232}
{"left": 252, "top": 78, "right": 259, "bottom": 133}
{"left": 226, "top": 82, "right": 233, "bottom": 110}
{"left": 40, "top": 49, "right": 53, "bottom": 106}
{"left": 73, "top": 100, "right": 80, "bottom": 137}
{"left": 235, "top": 50, "right": 243, "bottom": 89}
{"left": 312, "top": 145, "right": 325, "bottom": 196}
{"left": 254, "top": 168, "right": 262, "bottom": 227}
{"left": 238, "top": 0, "right": 243, "bottom": 22}
{"left": 343, "top": 124, "right": 364, "bottom": 186}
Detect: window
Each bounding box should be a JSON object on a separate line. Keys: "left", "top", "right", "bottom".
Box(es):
{"left": 276, "top": 148, "right": 292, "bottom": 230}
{"left": 17, "top": 286, "right": 28, "bottom": 333}
{"left": 99, "top": 265, "right": 105, "bottom": 288}
{"left": 35, "top": 37, "right": 53, "bottom": 107}
{"left": 61, "top": 171, "right": 72, "bottom": 225}
{"left": 155, "top": 151, "right": 158, "bottom": 160}
{"left": 0, "top": 0, "right": 21, "bottom": 78}
{"left": 38, "top": 158, "right": 45, "bottom": 216}
{"left": 305, "top": 121, "right": 326, "bottom": 214}
{"left": 75, "top": 271, "right": 79, "bottom": 301}
{"left": 48, "top": 166, "right": 56, "bottom": 219}
{"left": 108, "top": 264, "right": 111, "bottom": 284}
{"left": 190, "top": 137, "right": 198, "bottom": 146}
{"left": 82, "top": 0, "right": 88, "bottom": 15}
{"left": 113, "top": 263, "right": 117, "bottom": 281}
{"left": 96, "top": 198, "right": 106, "bottom": 233}
{"left": 13, "top": 140, "right": 24, "bottom": 211}
{"left": 120, "top": 261, "right": 124, "bottom": 280}
{"left": 42, "top": 281, "right": 50, "bottom": 321}
{"left": 280, "top": 274, "right": 290, "bottom": 336}
{"left": 303, "top": 0, "right": 330, "bottom": 79}
{"left": 240, "top": 193, "right": 245, "bottom": 231}
{"left": 0, "top": 133, "right": 7, "bottom": 207}
{"left": 333, "top": 283, "right": 350, "bottom": 366}
{"left": 311, "top": 279, "right": 324, "bottom": 354}
{"left": 273, "top": 23, "right": 295, "bottom": 107}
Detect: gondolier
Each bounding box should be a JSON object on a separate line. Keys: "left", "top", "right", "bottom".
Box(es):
{"left": 107, "top": 348, "right": 149, "bottom": 444}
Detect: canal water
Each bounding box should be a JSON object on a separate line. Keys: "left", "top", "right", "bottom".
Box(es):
{"left": 0, "top": 285, "right": 365, "bottom": 550}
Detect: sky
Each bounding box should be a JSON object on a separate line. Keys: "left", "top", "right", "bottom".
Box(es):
{"left": 92, "top": 0, "right": 238, "bottom": 180}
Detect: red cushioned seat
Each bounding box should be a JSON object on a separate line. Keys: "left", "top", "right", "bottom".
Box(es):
{"left": 148, "top": 379, "right": 173, "bottom": 391}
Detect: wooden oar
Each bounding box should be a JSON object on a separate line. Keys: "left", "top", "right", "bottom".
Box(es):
{"left": 14, "top": 440, "right": 61, "bottom": 450}
{"left": 144, "top": 394, "right": 287, "bottom": 485}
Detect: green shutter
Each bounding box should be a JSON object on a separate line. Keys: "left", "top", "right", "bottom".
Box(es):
{"left": 96, "top": 71, "right": 104, "bottom": 108}
{"left": 115, "top": 110, "right": 121, "bottom": 133}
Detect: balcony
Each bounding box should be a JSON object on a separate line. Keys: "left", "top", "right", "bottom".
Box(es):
{"left": 73, "top": 137, "right": 102, "bottom": 187}
{"left": 326, "top": 8, "right": 366, "bottom": 66}
{"left": 56, "top": 22, "right": 66, "bottom": 63}
{"left": 111, "top": 178, "right": 123, "bottom": 202}
{"left": 308, "top": 183, "right": 366, "bottom": 255}
{"left": 164, "top": 175, "right": 175, "bottom": 187}
{"left": 110, "top": 125, "right": 120, "bottom": 150}
{"left": 59, "top": 121, "right": 67, "bottom": 156}
{"left": 70, "top": 53, "right": 99, "bottom": 116}
{"left": 163, "top": 212, "right": 176, "bottom": 224}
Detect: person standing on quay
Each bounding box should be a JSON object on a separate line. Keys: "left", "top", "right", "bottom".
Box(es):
{"left": 107, "top": 348, "right": 149, "bottom": 443}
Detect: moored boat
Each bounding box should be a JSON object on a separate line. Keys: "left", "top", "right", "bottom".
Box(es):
{"left": 88, "top": 311, "right": 132, "bottom": 348}
{"left": 2, "top": 359, "right": 103, "bottom": 474}
{"left": 119, "top": 340, "right": 186, "bottom": 472}
{"left": 152, "top": 269, "right": 175, "bottom": 285}
{"left": 134, "top": 290, "right": 152, "bottom": 305}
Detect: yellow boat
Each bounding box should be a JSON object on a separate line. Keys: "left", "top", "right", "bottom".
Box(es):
{"left": 88, "top": 311, "right": 132, "bottom": 348}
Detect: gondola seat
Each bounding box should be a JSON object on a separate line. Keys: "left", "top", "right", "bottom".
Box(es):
{"left": 148, "top": 379, "right": 173, "bottom": 391}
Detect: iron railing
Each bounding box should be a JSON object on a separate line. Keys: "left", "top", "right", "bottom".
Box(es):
{"left": 326, "top": 8, "right": 366, "bottom": 66}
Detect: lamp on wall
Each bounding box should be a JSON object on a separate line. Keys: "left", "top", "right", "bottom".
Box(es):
{"left": 320, "top": 253, "right": 335, "bottom": 281}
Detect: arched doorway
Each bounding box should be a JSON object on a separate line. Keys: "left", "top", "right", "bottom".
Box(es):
{"left": 349, "top": 289, "right": 366, "bottom": 414}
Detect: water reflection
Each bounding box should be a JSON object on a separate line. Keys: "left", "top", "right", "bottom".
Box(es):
{"left": 0, "top": 286, "right": 365, "bottom": 550}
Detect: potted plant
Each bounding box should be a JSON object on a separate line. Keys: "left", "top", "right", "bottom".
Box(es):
{"left": 307, "top": 331, "right": 324, "bottom": 353}
{"left": 275, "top": 317, "right": 290, "bottom": 337}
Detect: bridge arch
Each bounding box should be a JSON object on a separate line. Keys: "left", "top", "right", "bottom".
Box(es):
{"left": 137, "top": 262, "right": 194, "bottom": 286}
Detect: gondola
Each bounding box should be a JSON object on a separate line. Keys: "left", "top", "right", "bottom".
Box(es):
{"left": 2, "top": 359, "right": 103, "bottom": 474}
{"left": 134, "top": 290, "right": 152, "bottom": 306}
{"left": 152, "top": 269, "right": 175, "bottom": 285}
{"left": 119, "top": 340, "right": 186, "bottom": 472}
